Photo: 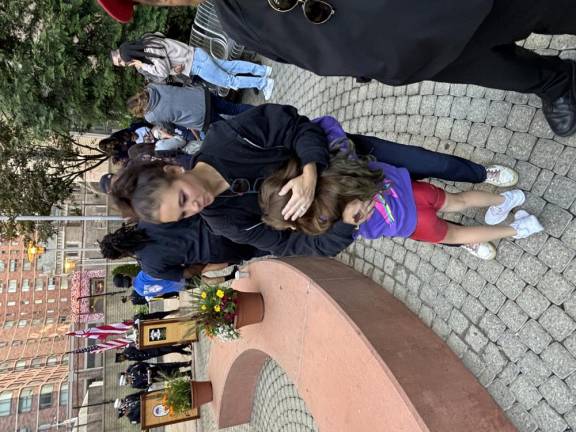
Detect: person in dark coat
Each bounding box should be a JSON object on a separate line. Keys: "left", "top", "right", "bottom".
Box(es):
{"left": 116, "top": 391, "right": 144, "bottom": 424}
{"left": 120, "top": 361, "right": 192, "bottom": 389}
{"left": 98, "top": 0, "right": 576, "bottom": 137}
{"left": 116, "top": 343, "right": 190, "bottom": 362}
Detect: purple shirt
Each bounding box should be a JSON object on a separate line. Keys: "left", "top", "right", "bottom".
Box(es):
{"left": 313, "top": 116, "right": 417, "bottom": 240}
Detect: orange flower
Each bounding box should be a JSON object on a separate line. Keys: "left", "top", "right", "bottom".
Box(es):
{"left": 169, "top": 407, "right": 175, "bottom": 416}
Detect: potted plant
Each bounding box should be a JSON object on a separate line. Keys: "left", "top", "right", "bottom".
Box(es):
{"left": 162, "top": 375, "right": 213, "bottom": 411}
{"left": 190, "top": 282, "right": 264, "bottom": 341}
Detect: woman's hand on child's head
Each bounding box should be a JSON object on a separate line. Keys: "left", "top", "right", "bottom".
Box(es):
{"left": 343, "top": 199, "right": 375, "bottom": 226}
{"left": 279, "top": 163, "right": 318, "bottom": 221}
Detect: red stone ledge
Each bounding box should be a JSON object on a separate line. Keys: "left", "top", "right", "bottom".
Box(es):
{"left": 207, "top": 257, "right": 515, "bottom": 432}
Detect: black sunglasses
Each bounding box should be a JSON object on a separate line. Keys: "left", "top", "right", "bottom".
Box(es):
{"left": 222, "top": 178, "right": 265, "bottom": 197}
{"left": 267, "top": 0, "right": 335, "bottom": 25}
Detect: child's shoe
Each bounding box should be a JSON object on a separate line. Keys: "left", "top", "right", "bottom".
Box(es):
{"left": 485, "top": 190, "right": 525, "bottom": 225}
{"left": 511, "top": 212, "right": 544, "bottom": 239}
{"left": 460, "top": 242, "right": 497, "bottom": 260}
{"left": 263, "top": 79, "right": 275, "bottom": 101}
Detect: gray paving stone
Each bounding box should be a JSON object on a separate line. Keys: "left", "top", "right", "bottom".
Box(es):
{"left": 496, "top": 240, "right": 525, "bottom": 269}
{"left": 418, "top": 304, "right": 435, "bottom": 327}
{"left": 466, "top": 98, "right": 490, "bottom": 123}
{"left": 537, "top": 237, "right": 576, "bottom": 272}
{"left": 430, "top": 248, "right": 450, "bottom": 271}
{"left": 462, "top": 296, "right": 486, "bottom": 324}
{"left": 448, "top": 308, "right": 469, "bottom": 335}
{"left": 476, "top": 259, "right": 505, "bottom": 285}
{"left": 497, "top": 268, "right": 528, "bottom": 299}
{"left": 564, "top": 408, "right": 576, "bottom": 432}
{"left": 563, "top": 333, "right": 576, "bottom": 359}
{"left": 432, "top": 294, "right": 453, "bottom": 321}
{"left": 468, "top": 123, "right": 491, "bottom": 147}
{"left": 479, "top": 283, "right": 507, "bottom": 314}
{"left": 539, "top": 204, "right": 573, "bottom": 238}
{"left": 465, "top": 325, "right": 489, "bottom": 353}
{"left": 498, "top": 300, "right": 529, "bottom": 332}
{"left": 554, "top": 146, "right": 576, "bottom": 176}
{"left": 518, "top": 320, "right": 553, "bottom": 354}
{"left": 450, "top": 96, "right": 471, "bottom": 119}
{"left": 515, "top": 231, "right": 549, "bottom": 256}
{"left": 480, "top": 312, "right": 508, "bottom": 342}
{"left": 462, "top": 349, "right": 486, "bottom": 377}
{"left": 506, "top": 132, "right": 537, "bottom": 161}
{"left": 516, "top": 286, "right": 552, "bottom": 320}
{"left": 483, "top": 342, "right": 508, "bottom": 374}
{"left": 450, "top": 119, "right": 471, "bottom": 142}
{"left": 486, "top": 101, "right": 512, "bottom": 127}
{"left": 530, "top": 401, "right": 568, "bottom": 432}
{"left": 515, "top": 161, "right": 541, "bottom": 191}
{"left": 466, "top": 85, "right": 486, "bottom": 98}
{"left": 444, "top": 282, "right": 467, "bottom": 309}
{"left": 487, "top": 127, "right": 513, "bottom": 153}
{"left": 537, "top": 270, "right": 575, "bottom": 305}
{"left": 522, "top": 192, "right": 548, "bottom": 217}
{"left": 509, "top": 374, "right": 543, "bottom": 410}
{"left": 447, "top": 333, "right": 467, "bottom": 357}
{"left": 485, "top": 88, "right": 507, "bottom": 101}
{"left": 506, "top": 404, "right": 538, "bottom": 432}
{"left": 530, "top": 139, "right": 564, "bottom": 170}
{"left": 565, "top": 292, "right": 576, "bottom": 322}
{"left": 541, "top": 376, "right": 576, "bottom": 414}
{"left": 434, "top": 95, "right": 453, "bottom": 117}
{"left": 544, "top": 175, "right": 576, "bottom": 209}
{"left": 541, "top": 343, "right": 576, "bottom": 378}
{"left": 518, "top": 351, "right": 552, "bottom": 387}
{"left": 431, "top": 316, "right": 451, "bottom": 340}
{"left": 507, "top": 105, "right": 536, "bottom": 132}
{"left": 529, "top": 110, "right": 556, "bottom": 139}
{"left": 445, "top": 258, "right": 467, "bottom": 282}
{"left": 499, "top": 363, "right": 521, "bottom": 386}
{"left": 406, "top": 274, "right": 421, "bottom": 294}
{"left": 498, "top": 331, "right": 528, "bottom": 362}
{"left": 462, "top": 269, "right": 487, "bottom": 297}
{"left": 515, "top": 255, "right": 549, "bottom": 286}
{"left": 487, "top": 379, "right": 516, "bottom": 410}
{"left": 539, "top": 305, "right": 576, "bottom": 342}
{"left": 531, "top": 168, "right": 555, "bottom": 196}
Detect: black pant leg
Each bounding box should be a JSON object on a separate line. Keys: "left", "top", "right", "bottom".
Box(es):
{"left": 432, "top": 0, "right": 576, "bottom": 100}
{"left": 349, "top": 134, "right": 487, "bottom": 183}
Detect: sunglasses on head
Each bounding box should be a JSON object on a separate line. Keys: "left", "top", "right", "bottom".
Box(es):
{"left": 267, "top": 0, "right": 335, "bottom": 25}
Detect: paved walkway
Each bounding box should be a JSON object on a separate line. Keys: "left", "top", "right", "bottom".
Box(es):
{"left": 242, "top": 33, "right": 576, "bottom": 432}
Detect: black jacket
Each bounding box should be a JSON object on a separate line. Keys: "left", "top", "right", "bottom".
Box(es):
{"left": 215, "top": 0, "right": 493, "bottom": 85}
{"left": 137, "top": 216, "right": 265, "bottom": 281}
{"left": 196, "top": 104, "right": 355, "bottom": 256}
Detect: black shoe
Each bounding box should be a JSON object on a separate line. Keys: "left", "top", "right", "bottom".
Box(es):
{"left": 542, "top": 61, "right": 576, "bottom": 137}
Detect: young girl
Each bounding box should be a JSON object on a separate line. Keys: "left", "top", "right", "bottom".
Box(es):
{"left": 259, "top": 118, "right": 543, "bottom": 260}
{"left": 111, "top": 33, "right": 275, "bottom": 99}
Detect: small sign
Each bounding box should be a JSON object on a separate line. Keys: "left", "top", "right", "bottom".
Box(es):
{"left": 140, "top": 390, "right": 199, "bottom": 430}
{"left": 137, "top": 318, "right": 197, "bottom": 349}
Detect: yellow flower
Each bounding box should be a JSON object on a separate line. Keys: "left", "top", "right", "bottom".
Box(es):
{"left": 216, "top": 289, "right": 225, "bottom": 298}
{"left": 214, "top": 305, "right": 221, "bottom": 312}
{"left": 201, "top": 305, "right": 207, "bottom": 311}
{"left": 200, "top": 291, "right": 207, "bottom": 299}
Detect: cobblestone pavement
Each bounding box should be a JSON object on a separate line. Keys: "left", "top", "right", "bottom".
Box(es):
{"left": 195, "top": 335, "right": 317, "bottom": 432}
{"left": 245, "top": 34, "right": 576, "bottom": 432}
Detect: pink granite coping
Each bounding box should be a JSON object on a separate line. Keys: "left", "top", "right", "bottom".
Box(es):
{"left": 207, "top": 257, "right": 515, "bottom": 432}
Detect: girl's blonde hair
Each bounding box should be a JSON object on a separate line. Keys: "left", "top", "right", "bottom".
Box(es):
{"left": 127, "top": 90, "right": 150, "bottom": 118}
{"left": 259, "top": 150, "right": 384, "bottom": 235}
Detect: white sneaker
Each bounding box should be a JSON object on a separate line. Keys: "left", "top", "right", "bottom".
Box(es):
{"left": 484, "top": 165, "right": 519, "bottom": 187}
{"left": 484, "top": 190, "right": 526, "bottom": 225}
{"left": 460, "top": 242, "right": 497, "bottom": 260}
{"left": 510, "top": 212, "right": 544, "bottom": 239}
{"left": 262, "top": 78, "right": 275, "bottom": 101}
{"left": 264, "top": 66, "right": 273, "bottom": 78}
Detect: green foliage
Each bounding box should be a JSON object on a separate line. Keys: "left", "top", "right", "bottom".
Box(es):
{"left": 112, "top": 263, "right": 141, "bottom": 277}
{"left": 161, "top": 376, "right": 192, "bottom": 415}
{"left": 164, "top": 7, "right": 197, "bottom": 40}
{"left": 0, "top": 0, "right": 168, "bottom": 134}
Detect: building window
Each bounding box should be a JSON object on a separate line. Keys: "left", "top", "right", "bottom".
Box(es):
{"left": 35, "top": 279, "right": 43, "bottom": 291}
{"left": 15, "top": 360, "right": 26, "bottom": 370}
{"left": 34, "top": 299, "right": 42, "bottom": 304}
{"left": 47, "top": 298, "right": 55, "bottom": 304}
{"left": 7, "top": 301, "right": 15, "bottom": 307}
{"left": 0, "top": 261, "right": 5, "bottom": 272}
{"left": 58, "top": 316, "right": 68, "bottom": 324}
{"left": 38, "top": 425, "right": 51, "bottom": 431}
{"left": 18, "top": 388, "right": 33, "bottom": 413}
{"left": 0, "top": 342, "right": 6, "bottom": 348}
{"left": 39, "top": 385, "right": 53, "bottom": 409}
{"left": 21, "top": 300, "right": 29, "bottom": 305}
{"left": 11, "top": 340, "right": 22, "bottom": 347}
{"left": 19, "top": 428, "right": 31, "bottom": 432}
{"left": 45, "top": 318, "right": 54, "bottom": 324}
{"left": 4, "top": 320, "right": 14, "bottom": 328}
{"left": 17, "top": 320, "right": 27, "bottom": 328}
{"left": 60, "top": 278, "right": 69, "bottom": 290}
{"left": 59, "top": 383, "right": 69, "bottom": 406}
{"left": 60, "top": 297, "right": 68, "bottom": 303}
{"left": 0, "top": 391, "right": 12, "bottom": 416}
{"left": 31, "top": 358, "right": 44, "bottom": 368}
{"left": 23, "top": 261, "right": 31, "bottom": 271}
{"left": 47, "top": 277, "right": 56, "bottom": 290}
{"left": 8, "top": 280, "right": 17, "bottom": 292}
{"left": 0, "top": 362, "right": 9, "bottom": 372}
{"left": 0, "top": 281, "right": 3, "bottom": 293}
{"left": 9, "top": 260, "right": 17, "bottom": 272}
{"left": 47, "top": 356, "right": 58, "bottom": 366}
{"left": 61, "top": 356, "right": 69, "bottom": 365}
{"left": 21, "top": 279, "right": 30, "bottom": 291}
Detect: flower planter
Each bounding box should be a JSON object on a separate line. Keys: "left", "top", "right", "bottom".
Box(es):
{"left": 190, "top": 380, "right": 213, "bottom": 408}
{"left": 234, "top": 291, "right": 265, "bottom": 329}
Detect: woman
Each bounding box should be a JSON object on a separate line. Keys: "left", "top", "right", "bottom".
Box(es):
{"left": 110, "top": 104, "right": 519, "bottom": 259}
{"left": 127, "top": 83, "right": 253, "bottom": 133}
{"left": 111, "top": 33, "right": 275, "bottom": 99}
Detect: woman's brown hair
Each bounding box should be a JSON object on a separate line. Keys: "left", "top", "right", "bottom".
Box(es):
{"left": 127, "top": 90, "right": 150, "bottom": 118}
{"left": 259, "top": 150, "right": 384, "bottom": 235}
